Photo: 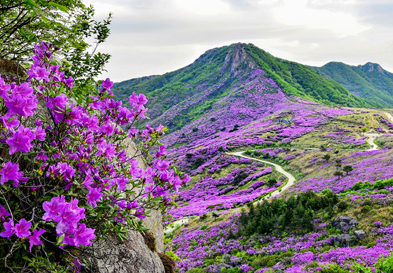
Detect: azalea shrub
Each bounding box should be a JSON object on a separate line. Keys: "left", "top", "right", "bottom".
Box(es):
{"left": 0, "top": 42, "right": 189, "bottom": 272}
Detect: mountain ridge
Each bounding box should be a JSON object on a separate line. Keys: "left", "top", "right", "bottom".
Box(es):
{"left": 113, "top": 43, "right": 379, "bottom": 140}
{"left": 310, "top": 61, "right": 393, "bottom": 107}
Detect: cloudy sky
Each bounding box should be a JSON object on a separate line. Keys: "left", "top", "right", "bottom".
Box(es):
{"left": 85, "top": 0, "right": 393, "bottom": 82}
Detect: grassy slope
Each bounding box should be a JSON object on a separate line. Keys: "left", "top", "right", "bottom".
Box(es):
{"left": 311, "top": 62, "right": 393, "bottom": 107}
{"left": 244, "top": 44, "right": 379, "bottom": 108}
{"left": 112, "top": 43, "right": 380, "bottom": 135}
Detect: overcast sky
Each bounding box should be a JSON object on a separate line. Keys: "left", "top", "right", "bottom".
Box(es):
{"left": 84, "top": 0, "right": 393, "bottom": 83}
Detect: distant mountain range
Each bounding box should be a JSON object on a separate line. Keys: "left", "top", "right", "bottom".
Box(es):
{"left": 113, "top": 43, "right": 382, "bottom": 138}
{"left": 310, "top": 62, "right": 393, "bottom": 107}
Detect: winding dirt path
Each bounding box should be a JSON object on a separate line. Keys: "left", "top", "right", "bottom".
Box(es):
{"left": 385, "top": 112, "right": 393, "bottom": 123}
{"left": 364, "top": 133, "right": 379, "bottom": 151}
{"left": 228, "top": 151, "right": 296, "bottom": 199}
{"left": 165, "top": 112, "right": 391, "bottom": 232}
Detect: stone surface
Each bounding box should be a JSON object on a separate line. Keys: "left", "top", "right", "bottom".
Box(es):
{"left": 333, "top": 215, "right": 358, "bottom": 233}
{"left": 354, "top": 230, "right": 366, "bottom": 240}
{"left": 333, "top": 234, "right": 353, "bottom": 247}
{"left": 229, "top": 257, "right": 243, "bottom": 266}
{"left": 215, "top": 263, "right": 233, "bottom": 273}
{"left": 338, "top": 215, "right": 352, "bottom": 223}
{"left": 123, "top": 138, "right": 165, "bottom": 253}
{"left": 85, "top": 138, "right": 166, "bottom": 272}
{"left": 0, "top": 57, "right": 26, "bottom": 82}
{"left": 85, "top": 231, "right": 165, "bottom": 273}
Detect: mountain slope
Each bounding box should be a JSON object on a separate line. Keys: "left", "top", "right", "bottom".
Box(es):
{"left": 113, "top": 43, "right": 378, "bottom": 138}
{"left": 310, "top": 62, "right": 393, "bottom": 107}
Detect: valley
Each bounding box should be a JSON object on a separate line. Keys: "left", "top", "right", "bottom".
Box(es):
{"left": 114, "top": 43, "right": 393, "bottom": 272}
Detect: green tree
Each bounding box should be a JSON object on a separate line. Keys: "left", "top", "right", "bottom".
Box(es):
{"left": 0, "top": 0, "right": 112, "bottom": 93}
{"left": 323, "top": 154, "right": 330, "bottom": 161}
{"left": 343, "top": 165, "right": 353, "bottom": 175}
{"left": 334, "top": 171, "right": 343, "bottom": 179}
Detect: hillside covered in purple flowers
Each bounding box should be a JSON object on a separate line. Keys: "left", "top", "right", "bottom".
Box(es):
{"left": 114, "top": 43, "right": 393, "bottom": 272}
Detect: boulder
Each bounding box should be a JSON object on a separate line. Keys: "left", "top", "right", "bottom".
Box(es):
{"left": 354, "top": 230, "right": 366, "bottom": 240}
{"left": 333, "top": 215, "right": 358, "bottom": 233}
{"left": 83, "top": 139, "right": 166, "bottom": 272}
{"left": 223, "top": 254, "right": 231, "bottom": 261}
{"left": 339, "top": 221, "right": 351, "bottom": 233}
{"left": 338, "top": 215, "right": 352, "bottom": 223}
{"left": 228, "top": 257, "right": 243, "bottom": 266}
{"left": 333, "top": 234, "right": 353, "bottom": 247}
{"left": 215, "top": 263, "right": 233, "bottom": 273}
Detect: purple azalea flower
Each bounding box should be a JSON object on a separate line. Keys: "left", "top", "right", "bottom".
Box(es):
{"left": 129, "top": 159, "right": 141, "bottom": 178}
{"left": 5, "top": 94, "right": 38, "bottom": 117}
{"left": 0, "top": 77, "right": 11, "bottom": 99}
{"left": 0, "top": 219, "right": 15, "bottom": 239}
{"left": 0, "top": 162, "right": 20, "bottom": 185}
{"left": 0, "top": 116, "right": 20, "bottom": 130}
{"left": 6, "top": 125, "right": 35, "bottom": 154}
{"left": 14, "top": 218, "right": 31, "bottom": 238}
{"left": 97, "top": 141, "right": 116, "bottom": 159}
{"left": 129, "top": 92, "right": 147, "bottom": 110}
{"left": 73, "top": 224, "right": 95, "bottom": 247}
{"left": 101, "top": 78, "right": 113, "bottom": 90}
{"left": 28, "top": 229, "right": 45, "bottom": 252}
{"left": 115, "top": 177, "right": 128, "bottom": 191}
{"left": 13, "top": 82, "right": 34, "bottom": 97}
{"left": 86, "top": 188, "right": 103, "bottom": 207}
{"left": 63, "top": 76, "right": 73, "bottom": 88}
{"left": 32, "top": 126, "right": 46, "bottom": 141}
{"left": 42, "top": 195, "right": 66, "bottom": 221}
{"left": 46, "top": 94, "right": 68, "bottom": 123}
{"left": 0, "top": 205, "right": 11, "bottom": 219}
{"left": 28, "top": 65, "right": 50, "bottom": 82}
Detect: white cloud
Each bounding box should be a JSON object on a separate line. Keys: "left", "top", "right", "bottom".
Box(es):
{"left": 173, "top": 0, "right": 231, "bottom": 15}
{"left": 85, "top": 0, "right": 393, "bottom": 81}
{"left": 271, "top": 0, "right": 371, "bottom": 37}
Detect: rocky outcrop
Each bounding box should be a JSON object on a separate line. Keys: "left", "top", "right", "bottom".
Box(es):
{"left": 85, "top": 138, "right": 166, "bottom": 272}
{"left": 0, "top": 57, "right": 26, "bottom": 82}
{"left": 85, "top": 231, "right": 165, "bottom": 273}
{"left": 224, "top": 43, "right": 258, "bottom": 73}
{"left": 331, "top": 215, "right": 366, "bottom": 247}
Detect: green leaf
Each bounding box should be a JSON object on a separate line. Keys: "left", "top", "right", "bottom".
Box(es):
{"left": 48, "top": 2, "right": 69, "bottom": 12}
{"left": 22, "top": 0, "right": 40, "bottom": 9}
{"left": 22, "top": 256, "right": 32, "bottom": 262}
{"left": 57, "top": 234, "right": 65, "bottom": 245}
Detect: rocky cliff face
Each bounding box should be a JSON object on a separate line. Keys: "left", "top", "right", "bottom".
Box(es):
{"left": 87, "top": 138, "right": 166, "bottom": 273}
{"left": 0, "top": 57, "right": 26, "bottom": 82}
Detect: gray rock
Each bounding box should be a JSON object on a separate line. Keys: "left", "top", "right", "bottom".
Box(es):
{"left": 223, "top": 254, "right": 231, "bottom": 261}
{"left": 349, "top": 219, "right": 359, "bottom": 227}
{"left": 339, "top": 221, "right": 351, "bottom": 233}
{"left": 333, "top": 234, "right": 353, "bottom": 247}
{"left": 83, "top": 139, "right": 166, "bottom": 272}
{"left": 215, "top": 263, "right": 233, "bottom": 273}
{"left": 338, "top": 215, "right": 352, "bottom": 223}
{"left": 354, "top": 230, "right": 366, "bottom": 240}
{"left": 229, "top": 257, "right": 243, "bottom": 266}
{"left": 85, "top": 231, "right": 165, "bottom": 273}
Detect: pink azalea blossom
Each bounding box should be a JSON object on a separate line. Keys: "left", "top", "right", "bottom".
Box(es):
{"left": 28, "top": 229, "right": 45, "bottom": 251}
{"left": 14, "top": 218, "right": 31, "bottom": 238}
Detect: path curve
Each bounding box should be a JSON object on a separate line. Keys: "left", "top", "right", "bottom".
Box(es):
{"left": 165, "top": 112, "right": 392, "bottom": 232}
{"left": 385, "top": 112, "right": 393, "bottom": 123}
{"left": 164, "top": 152, "right": 295, "bottom": 233}
{"left": 364, "top": 133, "right": 379, "bottom": 151}
{"left": 228, "top": 151, "right": 296, "bottom": 199}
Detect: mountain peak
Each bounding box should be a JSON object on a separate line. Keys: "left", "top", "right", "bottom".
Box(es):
{"left": 224, "top": 43, "right": 257, "bottom": 72}
{"left": 359, "top": 62, "right": 385, "bottom": 73}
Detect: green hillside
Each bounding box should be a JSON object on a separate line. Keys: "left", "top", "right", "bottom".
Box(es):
{"left": 244, "top": 44, "right": 377, "bottom": 108}
{"left": 112, "top": 43, "right": 379, "bottom": 133}
{"left": 311, "top": 62, "right": 393, "bottom": 107}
